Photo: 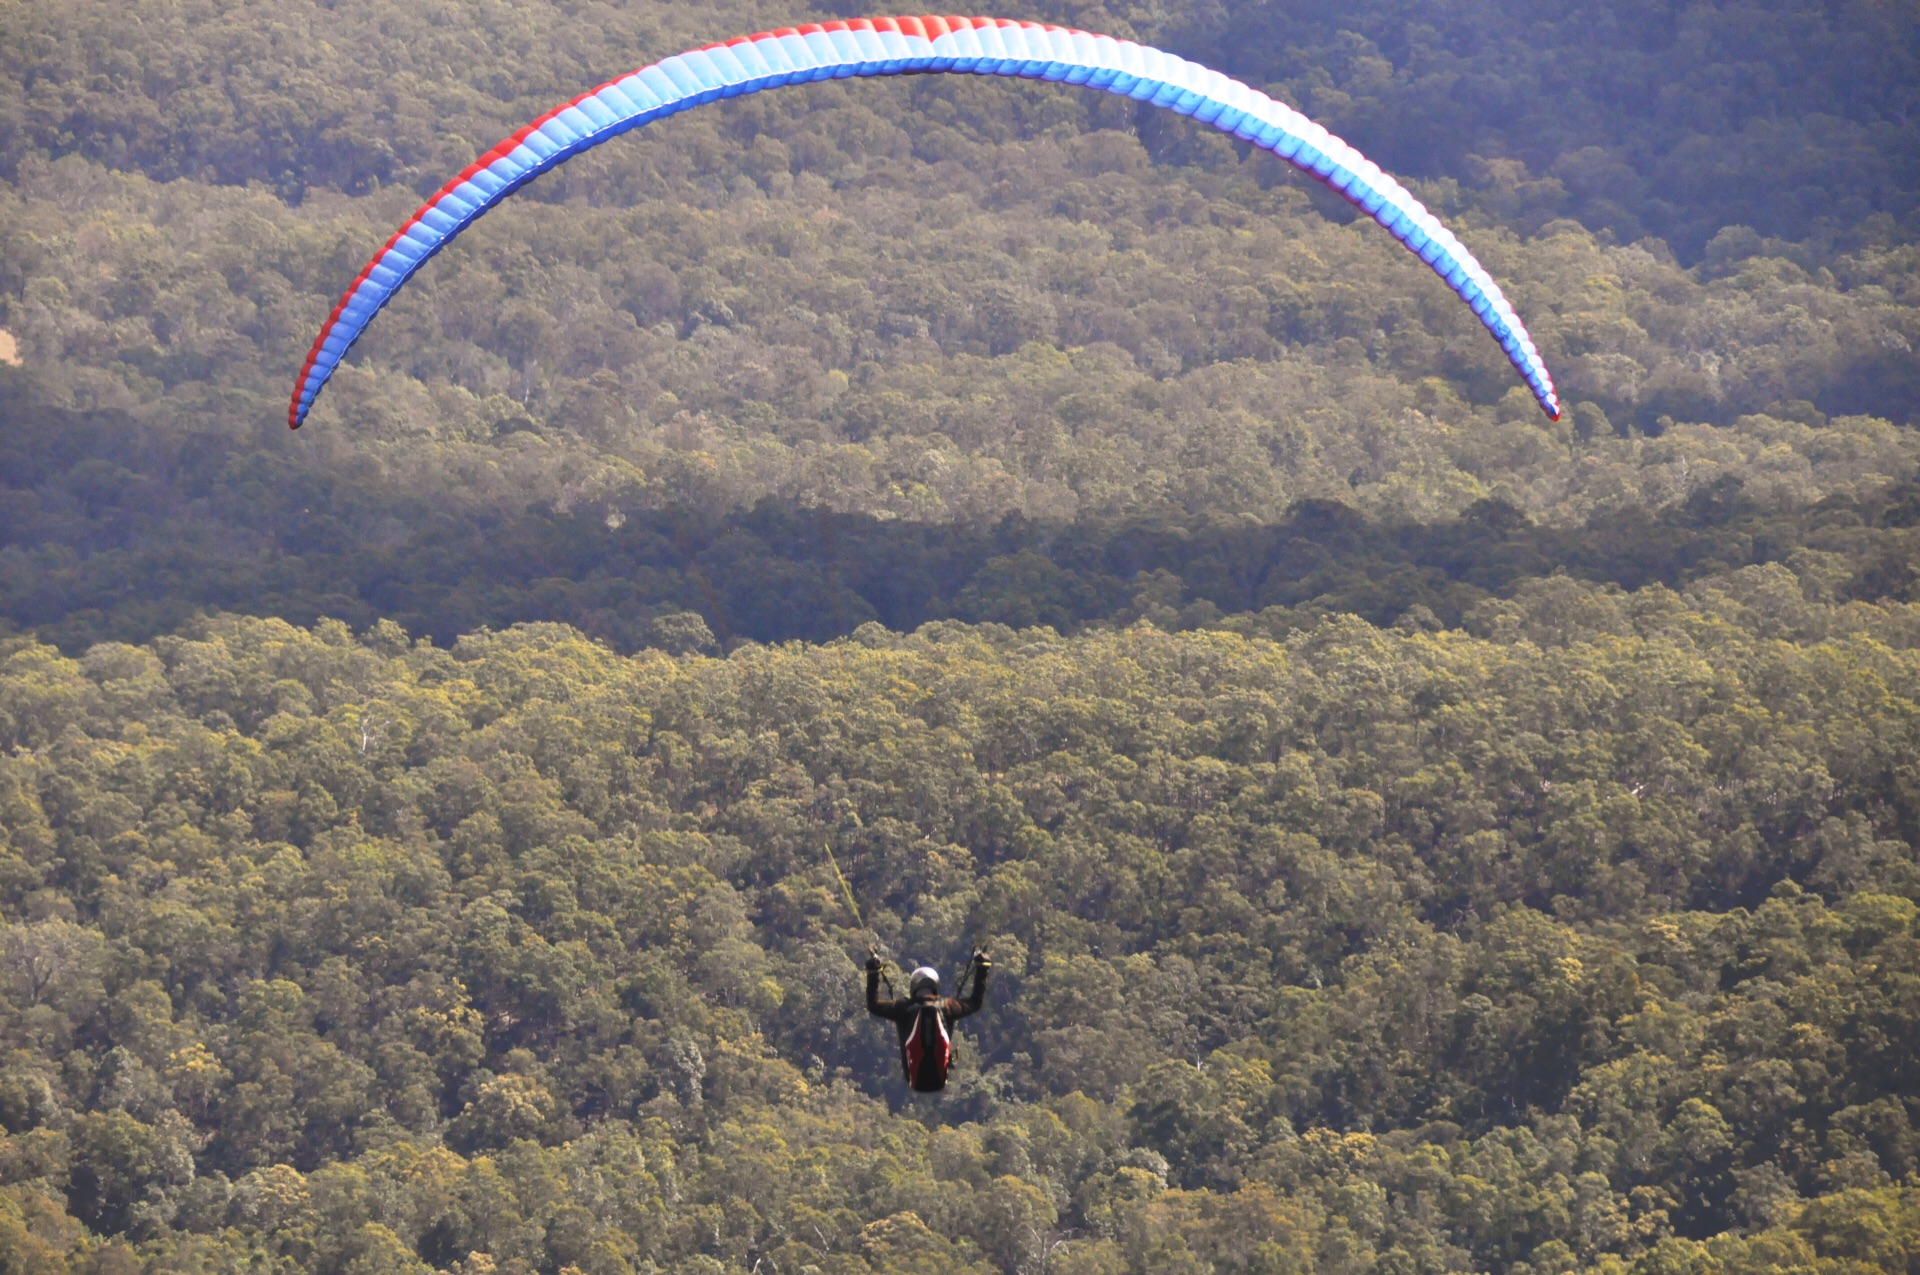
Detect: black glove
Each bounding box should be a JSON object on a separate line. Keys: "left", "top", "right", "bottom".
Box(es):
{"left": 865, "top": 954, "right": 883, "bottom": 973}
{"left": 973, "top": 950, "right": 992, "bottom": 970}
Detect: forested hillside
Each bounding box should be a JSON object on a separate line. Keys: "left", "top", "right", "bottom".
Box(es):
{"left": 1, "top": 0, "right": 1918, "bottom": 650}
{"left": 4, "top": 594, "right": 1920, "bottom": 1274}
{"left": 1, "top": 0, "right": 1918, "bottom": 1272}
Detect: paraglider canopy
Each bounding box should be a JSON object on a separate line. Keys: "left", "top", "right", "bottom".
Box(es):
{"left": 290, "top": 16, "right": 1559, "bottom": 429}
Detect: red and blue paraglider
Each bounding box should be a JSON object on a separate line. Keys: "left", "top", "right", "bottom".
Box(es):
{"left": 289, "top": 16, "right": 1559, "bottom": 428}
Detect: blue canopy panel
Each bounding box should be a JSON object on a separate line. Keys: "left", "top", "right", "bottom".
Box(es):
{"left": 291, "top": 16, "right": 1560, "bottom": 427}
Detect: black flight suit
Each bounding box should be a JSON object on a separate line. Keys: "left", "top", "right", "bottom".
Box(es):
{"left": 866, "top": 954, "right": 990, "bottom": 1090}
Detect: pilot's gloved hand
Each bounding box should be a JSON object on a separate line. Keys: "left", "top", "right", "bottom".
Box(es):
{"left": 972, "top": 950, "right": 992, "bottom": 970}
{"left": 865, "top": 954, "right": 883, "bottom": 973}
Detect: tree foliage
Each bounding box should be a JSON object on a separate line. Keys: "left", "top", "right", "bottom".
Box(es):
{"left": 0, "top": 0, "right": 1916, "bottom": 573}
{"left": 0, "top": 586, "right": 1917, "bottom": 1272}
{"left": 0, "top": 1, "right": 1918, "bottom": 1271}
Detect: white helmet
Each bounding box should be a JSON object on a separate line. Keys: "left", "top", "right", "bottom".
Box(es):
{"left": 908, "top": 966, "right": 940, "bottom": 996}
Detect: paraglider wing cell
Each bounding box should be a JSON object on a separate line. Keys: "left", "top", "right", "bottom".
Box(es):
{"left": 289, "top": 15, "right": 1560, "bottom": 428}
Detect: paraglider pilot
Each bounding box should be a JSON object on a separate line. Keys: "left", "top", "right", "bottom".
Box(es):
{"left": 866, "top": 949, "right": 991, "bottom": 1092}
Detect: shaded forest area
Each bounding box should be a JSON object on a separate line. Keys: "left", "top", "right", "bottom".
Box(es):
{"left": 1173, "top": 0, "right": 1920, "bottom": 259}
{"left": 3, "top": 374, "right": 1920, "bottom": 654}
{"left": 1, "top": 0, "right": 1917, "bottom": 551}
{"left": 2, "top": 0, "right": 1920, "bottom": 1272}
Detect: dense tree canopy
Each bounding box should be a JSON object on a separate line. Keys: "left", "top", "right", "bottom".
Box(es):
{"left": 0, "top": 0, "right": 1916, "bottom": 580}
{"left": 1174, "top": 0, "right": 1920, "bottom": 258}
{"left": 0, "top": 0, "right": 1917, "bottom": 1272}
{"left": 4, "top": 365, "right": 1919, "bottom": 655}
{"left": 2, "top": 587, "right": 1919, "bottom": 1272}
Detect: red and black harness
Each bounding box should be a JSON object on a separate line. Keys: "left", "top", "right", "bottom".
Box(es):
{"left": 902, "top": 999, "right": 953, "bottom": 1092}
{"left": 890, "top": 958, "right": 979, "bottom": 1092}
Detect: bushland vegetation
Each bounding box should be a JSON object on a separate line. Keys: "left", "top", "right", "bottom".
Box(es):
{"left": 3, "top": 585, "right": 1920, "bottom": 1273}
{"left": 1, "top": 1, "right": 1918, "bottom": 1272}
